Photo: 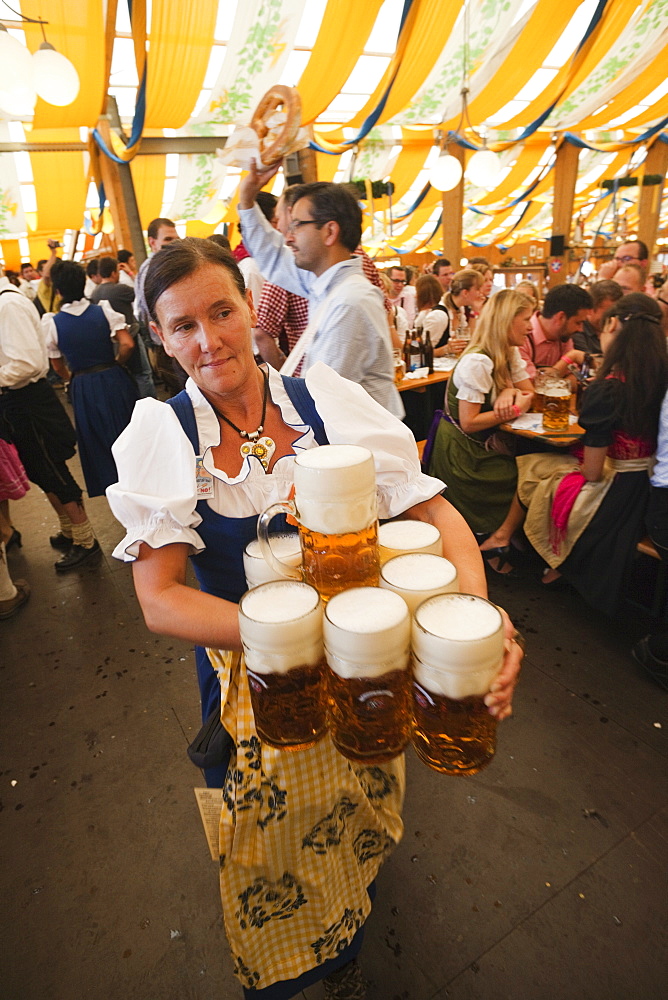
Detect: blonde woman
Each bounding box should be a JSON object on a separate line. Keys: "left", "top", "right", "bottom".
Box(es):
{"left": 428, "top": 290, "right": 535, "bottom": 564}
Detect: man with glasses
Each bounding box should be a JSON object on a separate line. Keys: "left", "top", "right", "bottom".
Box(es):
{"left": 386, "top": 265, "right": 416, "bottom": 326}
{"left": 239, "top": 163, "right": 403, "bottom": 418}
{"left": 598, "top": 239, "right": 650, "bottom": 281}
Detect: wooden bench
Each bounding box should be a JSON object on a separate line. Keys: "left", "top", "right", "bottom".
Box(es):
{"left": 638, "top": 536, "right": 660, "bottom": 560}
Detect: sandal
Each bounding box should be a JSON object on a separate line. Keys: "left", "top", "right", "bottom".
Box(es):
{"left": 480, "top": 545, "right": 516, "bottom": 576}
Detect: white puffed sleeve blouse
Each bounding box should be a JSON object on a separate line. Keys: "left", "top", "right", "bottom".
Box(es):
{"left": 453, "top": 348, "right": 529, "bottom": 404}
{"left": 107, "top": 362, "right": 445, "bottom": 561}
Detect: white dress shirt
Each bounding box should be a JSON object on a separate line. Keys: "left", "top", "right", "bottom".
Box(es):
{"left": 0, "top": 277, "right": 49, "bottom": 389}
{"left": 107, "top": 362, "right": 443, "bottom": 561}
{"left": 238, "top": 205, "right": 403, "bottom": 419}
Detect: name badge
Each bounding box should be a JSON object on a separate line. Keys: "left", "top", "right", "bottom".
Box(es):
{"left": 195, "top": 457, "right": 214, "bottom": 498}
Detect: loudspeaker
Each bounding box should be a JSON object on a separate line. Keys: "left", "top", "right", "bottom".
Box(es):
{"left": 550, "top": 235, "right": 565, "bottom": 257}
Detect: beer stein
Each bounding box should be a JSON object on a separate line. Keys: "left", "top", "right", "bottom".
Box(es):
{"left": 324, "top": 587, "right": 412, "bottom": 764}
{"left": 257, "top": 444, "right": 380, "bottom": 602}
{"left": 243, "top": 533, "right": 302, "bottom": 589}
{"left": 380, "top": 553, "right": 458, "bottom": 615}
{"left": 411, "top": 593, "right": 504, "bottom": 776}
{"left": 378, "top": 519, "right": 442, "bottom": 564}
{"left": 238, "top": 581, "right": 327, "bottom": 751}
{"left": 542, "top": 378, "right": 571, "bottom": 432}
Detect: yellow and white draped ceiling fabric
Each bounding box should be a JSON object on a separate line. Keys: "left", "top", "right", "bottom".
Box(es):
{"left": 2, "top": 0, "right": 668, "bottom": 253}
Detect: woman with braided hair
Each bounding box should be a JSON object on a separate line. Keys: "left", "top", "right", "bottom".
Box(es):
{"left": 482, "top": 293, "right": 668, "bottom": 613}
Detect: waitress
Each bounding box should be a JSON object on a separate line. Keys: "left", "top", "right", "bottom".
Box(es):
{"left": 107, "top": 238, "right": 523, "bottom": 1000}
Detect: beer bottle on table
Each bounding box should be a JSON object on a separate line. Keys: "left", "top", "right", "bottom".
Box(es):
{"left": 402, "top": 331, "right": 412, "bottom": 372}
{"left": 410, "top": 330, "right": 423, "bottom": 371}
{"left": 423, "top": 329, "right": 434, "bottom": 374}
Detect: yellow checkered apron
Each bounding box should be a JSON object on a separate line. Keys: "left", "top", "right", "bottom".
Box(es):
{"left": 207, "top": 648, "right": 405, "bottom": 991}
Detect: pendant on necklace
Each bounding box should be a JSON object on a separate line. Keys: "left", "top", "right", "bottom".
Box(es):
{"left": 240, "top": 436, "right": 276, "bottom": 471}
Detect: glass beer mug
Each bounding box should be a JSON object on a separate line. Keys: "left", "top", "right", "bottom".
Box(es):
{"left": 238, "top": 580, "right": 327, "bottom": 751}
{"left": 411, "top": 593, "right": 504, "bottom": 776}
{"left": 378, "top": 520, "right": 441, "bottom": 564}
{"left": 257, "top": 444, "right": 380, "bottom": 603}
{"left": 542, "top": 378, "right": 571, "bottom": 432}
{"left": 324, "top": 587, "right": 412, "bottom": 764}
{"left": 379, "top": 552, "right": 458, "bottom": 615}
{"left": 243, "top": 533, "right": 302, "bottom": 589}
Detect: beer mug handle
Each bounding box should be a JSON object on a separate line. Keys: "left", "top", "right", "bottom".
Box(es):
{"left": 257, "top": 501, "right": 302, "bottom": 581}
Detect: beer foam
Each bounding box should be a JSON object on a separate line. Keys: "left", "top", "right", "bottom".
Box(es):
{"left": 294, "top": 445, "right": 377, "bottom": 533}
{"left": 241, "top": 581, "right": 318, "bottom": 623}
{"left": 326, "top": 587, "right": 408, "bottom": 633}
{"left": 382, "top": 554, "right": 456, "bottom": 591}
{"left": 244, "top": 639, "right": 323, "bottom": 676}
{"left": 543, "top": 385, "right": 570, "bottom": 398}
{"left": 378, "top": 520, "right": 440, "bottom": 551}
{"left": 297, "top": 444, "right": 372, "bottom": 471}
{"left": 324, "top": 587, "right": 410, "bottom": 671}
{"left": 245, "top": 534, "right": 301, "bottom": 562}
{"left": 416, "top": 593, "right": 501, "bottom": 641}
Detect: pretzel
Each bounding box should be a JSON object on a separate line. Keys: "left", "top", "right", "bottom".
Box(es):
{"left": 250, "top": 85, "right": 302, "bottom": 166}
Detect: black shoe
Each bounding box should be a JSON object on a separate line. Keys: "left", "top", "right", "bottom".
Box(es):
{"left": 0, "top": 580, "right": 30, "bottom": 619}
{"left": 50, "top": 532, "right": 73, "bottom": 551}
{"left": 631, "top": 637, "right": 668, "bottom": 691}
{"left": 6, "top": 527, "right": 22, "bottom": 550}
{"left": 54, "top": 540, "right": 101, "bottom": 573}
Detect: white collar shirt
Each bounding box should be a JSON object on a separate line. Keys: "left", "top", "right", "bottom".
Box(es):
{"left": 0, "top": 276, "right": 48, "bottom": 388}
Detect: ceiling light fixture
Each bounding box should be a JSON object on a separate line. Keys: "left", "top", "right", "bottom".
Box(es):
{"left": 0, "top": 3, "right": 79, "bottom": 117}
{"left": 431, "top": 1, "right": 502, "bottom": 193}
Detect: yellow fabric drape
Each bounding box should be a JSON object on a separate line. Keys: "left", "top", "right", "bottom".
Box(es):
{"left": 128, "top": 127, "right": 167, "bottom": 228}
{"left": 145, "top": 0, "right": 219, "bottom": 128}
{"left": 185, "top": 220, "right": 217, "bottom": 238}
{"left": 1, "top": 240, "right": 21, "bottom": 270}
{"left": 441, "top": 0, "right": 581, "bottom": 131}
{"left": 476, "top": 142, "right": 549, "bottom": 207}
{"left": 28, "top": 129, "right": 87, "bottom": 233}
{"left": 21, "top": 0, "right": 108, "bottom": 129}
{"left": 298, "top": 0, "right": 384, "bottom": 125}
{"left": 388, "top": 135, "right": 433, "bottom": 201}
{"left": 499, "top": 1, "right": 631, "bottom": 129}
{"left": 574, "top": 48, "right": 668, "bottom": 129}
{"left": 349, "top": 0, "right": 461, "bottom": 129}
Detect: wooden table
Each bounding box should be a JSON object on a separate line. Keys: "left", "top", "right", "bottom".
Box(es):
{"left": 398, "top": 370, "right": 451, "bottom": 393}
{"left": 500, "top": 418, "right": 585, "bottom": 448}
{"left": 399, "top": 369, "right": 451, "bottom": 440}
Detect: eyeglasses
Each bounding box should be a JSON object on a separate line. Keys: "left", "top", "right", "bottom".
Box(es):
{"left": 613, "top": 254, "right": 640, "bottom": 264}
{"left": 391, "top": 277, "right": 407, "bottom": 284}
{"left": 658, "top": 296, "right": 668, "bottom": 308}
{"left": 286, "top": 219, "right": 321, "bottom": 234}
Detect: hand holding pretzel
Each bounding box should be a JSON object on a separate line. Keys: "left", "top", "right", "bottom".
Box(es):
{"left": 250, "top": 85, "right": 301, "bottom": 166}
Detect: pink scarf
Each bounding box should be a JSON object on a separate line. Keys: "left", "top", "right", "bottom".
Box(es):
{"left": 550, "top": 470, "right": 587, "bottom": 553}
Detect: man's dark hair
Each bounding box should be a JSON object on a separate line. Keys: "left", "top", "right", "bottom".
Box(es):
{"left": 117, "top": 249, "right": 133, "bottom": 264}
{"left": 36, "top": 259, "right": 46, "bottom": 273}
{"left": 388, "top": 265, "right": 406, "bottom": 276}
{"left": 256, "top": 191, "right": 278, "bottom": 224}
{"left": 52, "top": 260, "right": 86, "bottom": 303}
{"left": 432, "top": 259, "right": 452, "bottom": 275}
{"left": 280, "top": 185, "right": 302, "bottom": 209}
{"left": 145, "top": 237, "right": 246, "bottom": 325}
{"left": 468, "top": 256, "right": 491, "bottom": 268}
{"left": 208, "top": 233, "right": 231, "bottom": 252}
{"left": 289, "top": 182, "right": 362, "bottom": 252}
{"left": 590, "top": 279, "right": 623, "bottom": 309}
{"left": 20, "top": 262, "right": 33, "bottom": 273}
{"left": 147, "top": 217, "right": 175, "bottom": 240}
{"left": 620, "top": 239, "right": 649, "bottom": 261}
{"left": 98, "top": 256, "right": 118, "bottom": 279}
{"left": 543, "top": 284, "right": 593, "bottom": 318}
{"left": 86, "top": 259, "right": 99, "bottom": 278}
